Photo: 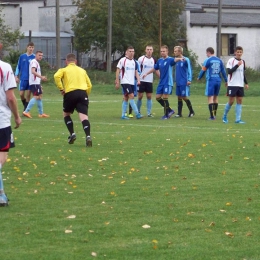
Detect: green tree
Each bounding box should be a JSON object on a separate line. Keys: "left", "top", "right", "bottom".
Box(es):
{"left": 0, "top": 7, "right": 23, "bottom": 57}
{"left": 72, "top": 0, "right": 185, "bottom": 58}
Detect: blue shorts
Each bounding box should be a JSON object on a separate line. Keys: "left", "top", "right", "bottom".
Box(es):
{"left": 156, "top": 84, "right": 172, "bottom": 95}
{"left": 30, "top": 84, "right": 42, "bottom": 96}
{"left": 176, "top": 85, "right": 190, "bottom": 97}
{"left": 205, "top": 81, "right": 221, "bottom": 96}
{"left": 19, "top": 80, "right": 30, "bottom": 91}
{"left": 121, "top": 84, "right": 135, "bottom": 96}
{"left": 0, "top": 126, "right": 14, "bottom": 152}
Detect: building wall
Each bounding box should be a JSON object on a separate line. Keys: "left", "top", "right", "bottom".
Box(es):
{"left": 1, "top": 5, "right": 20, "bottom": 30}
{"left": 186, "top": 11, "right": 260, "bottom": 69}
{"left": 38, "top": 5, "right": 77, "bottom": 33}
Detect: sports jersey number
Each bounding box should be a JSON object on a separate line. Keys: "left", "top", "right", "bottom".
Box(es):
{"left": 211, "top": 62, "right": 220, "bottom": 74}
{"left": 229, "top": 90, "right": 232, "bottom": 95}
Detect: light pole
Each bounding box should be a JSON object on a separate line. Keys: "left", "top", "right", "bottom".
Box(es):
{"left": 106, "top": 0, "right": 112, "bottom": 73}
{"left": 159, "top": 0, "right": 162, "bottom": 51}
{"left": 56, "top": 0, "right": 61, "bottom": 69}
{"left": 217, "top": 0, "right": 222, "bottom": 57}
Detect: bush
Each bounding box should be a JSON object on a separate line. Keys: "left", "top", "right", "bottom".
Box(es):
{"left": 2, "top": 50, "right": 21, "bottom": 71}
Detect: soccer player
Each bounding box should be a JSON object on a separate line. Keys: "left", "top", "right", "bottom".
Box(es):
{"left": 115, "top": 46, "right": 143, "bottom": 119}
{"left": 222, "top": 46, "right": 249, "bottom": 124}
{"left": 137, "top": 45, "right": 157, "bottom": 117}
{"left": 0, "top": 43, "right": 22, "bottom": 206}
{"left": 197, "top": 47, "right": 227, "bottom": 120}
{"left": 173, "top": 46, "right": 195, "bottom": 118}
{"left": 127, "top": 59, "right": 141, "bottom": 118}
{"left": 22, "top": 51, "right": 49, "bottom": 118}
{"left": 143, "top": 45, "right": 181, "bottom": 119}
{"left": 54, "top": 53, "right": 93, "bottom": 147}
{"left": 15, "top": 42, "right": 35, "bottom": 111}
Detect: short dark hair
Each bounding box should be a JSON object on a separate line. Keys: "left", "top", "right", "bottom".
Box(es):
{"left": 206, "top": 47, "right": 214, "bottom": 54}
{"left": 36, "top": 50, "right": 43, "bottom": 54}
{"left": 66, "top": 53, "right": 76, "bottom": 61}
{"left": 126, "top": 46, "right": 134, "bottom": 50}
{"left": 235, "top": 46, "right": 243, "bottom": 51}
{"left": 27, "top": 42, "right": 34, "bottom": 47}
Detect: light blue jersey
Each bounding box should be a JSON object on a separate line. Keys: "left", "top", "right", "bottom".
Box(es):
{"left": 15, "top": 53, "right": 35, "bottom": 80}
{"left": 154, "top": 56, "right": 176, "bottom": 87}
{"left": 175, "top": 56, "right": 192, "bottom": 86}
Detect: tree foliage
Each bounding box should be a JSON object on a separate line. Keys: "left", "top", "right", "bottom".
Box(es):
{"left": 72, "top": 0, "right": 186, "bottom": 58}
{"left": 0, "top": 7, "right": 23, "bottom": 57}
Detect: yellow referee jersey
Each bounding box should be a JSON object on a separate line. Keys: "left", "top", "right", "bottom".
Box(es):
{"left": 54, "top": 63, "right": 92, "bottom": 95}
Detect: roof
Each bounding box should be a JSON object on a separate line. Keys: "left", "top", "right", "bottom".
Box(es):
{"left": 186, "top": 0, "right": 260, "bottom": 8}
{"left": 190, "top": 12, "right": 260, "bottom": 27}
{"left": 22, "top": 31, "right": 74, "bottom": 37}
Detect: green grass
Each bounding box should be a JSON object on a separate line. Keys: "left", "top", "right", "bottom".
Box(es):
{"left": 1, "top": 80, "right": 260, "bottom": 260}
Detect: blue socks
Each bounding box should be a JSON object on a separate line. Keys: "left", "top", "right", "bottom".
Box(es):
{"left": 122, "top": 101, "right": 128, "bottom": 117}
{"left": 137, "top": 99, "right": 142, "bottom": 113}
{"left": 235, "top": 104, "right": 242, "bottom": 121}
{"left": 25, "top": 97, "right": 36, "bottom": 112}
{"left": 147, "top": 99, "right": 152, "bottom": 115}
{"left": 37, "top": 99, "right": 43, "bottom": 114}
{"left": 129, "top": 99, "right": 139, "bottom": 115}
{"left": 0, "top": 164, "right": 4, "bottom": 192}
{"left": 223, "top": 103, "right": 232, "bottom": 117}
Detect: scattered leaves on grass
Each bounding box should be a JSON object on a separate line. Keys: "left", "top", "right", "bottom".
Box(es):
{"left": 226, "top": 202, "right": 232, "bottom": 206}
{"left": 91, "top": 252, "right": 97, "bottom": 257}
{"left": 245, "top": 217, "right": 251, "bottom": 221}
{"left": 67, "top": 215, "right": 76, "bottom": 219}
{"left": 225, "top": 232, "right": 234, "bottom": 238}
{"left": 142, "top": 224, "right": 151, "bottom": 229}
{"left": 152, "top": 239, "right": 158, "bottom": 249}
{"left": 65, "top": 230, "right": 73, "bottom": 233}
{"left": 209, "top": 222, "right": 215, "bottom": 227}
{"left": 220, "top": 209, "right": 226, "bottom": 213}
{"left": 188, "top": 153, "right": 195, "bottom": 158}
{"left": 246, "top": 232, "right": 252, "bottom": 237}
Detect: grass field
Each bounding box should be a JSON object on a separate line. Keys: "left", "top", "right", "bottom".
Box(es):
{"left": 1, "top": 80, "right": 260, "bottom": 260}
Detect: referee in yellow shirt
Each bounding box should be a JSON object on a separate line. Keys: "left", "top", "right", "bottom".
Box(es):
{"left": 54, "top": 53, "right": 93, "bottom": 147}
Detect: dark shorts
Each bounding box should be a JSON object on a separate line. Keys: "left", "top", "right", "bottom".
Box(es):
{"left": 30, "top": 84, "right": 42, "bottom": 96}
{"left": 0, "top": 126, "right": 15, "bottom": 152}
{"left": 227, "top": 86, "right": 244, "bottom": 97}
{"left": 63, "top": 89, "right": 89, "bottom": 115}
{"left": 19, "top": 80, "right": 30, "bottom": 91}
{"left": 138, "top": 81, "right": 153, "bottom": 93}
{"left": 121, "top": 84, "right": 135, "bottom": 96}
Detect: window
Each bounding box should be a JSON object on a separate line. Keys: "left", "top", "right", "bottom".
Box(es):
{"left": 221, "top": 34, "right": 236, "bottom": 56}
{"left": 20, "top": 7, "right": 22, "bottom": 26}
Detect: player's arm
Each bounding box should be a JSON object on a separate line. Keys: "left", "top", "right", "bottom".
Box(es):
{"left": 31, "top": 67, "right": 47, "bottom": 81}
{"left": 85, "top": 72, "right": 92, "bottom": 95}
{"left": 14, "top": 58, "right": 21, "bottom": 83}
{"left": 227, "top": 59, "right": 243, "bottom": 74}
{"left": 142, "top": 68, "right": 155, "bottom": 79}
{"left": 135, "top": 69, "right": 140, "bottom": 85}
{"left": 54, "top": 69, "right": 65, "bottom": 94}
{"left": 220, "top": 61, "right": 228, "bottom": 84}
{"left": 6, "top": 88, "right": 22, "bottom": 129}
{"left": 187, "top": 58, "right": 192, "bottom": 85}
{"left": 197, "top": 60, "right": 207, "bottom": 80}
{"left": 115, "top": 67, "right": 120, "bottom": 89}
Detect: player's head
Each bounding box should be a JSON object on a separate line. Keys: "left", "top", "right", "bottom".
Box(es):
{"left": 27, "top": 42, "right": 34, "bottom": 54}
{"left": 145, "top": 45, "right": 153, "bottom": 57}
{"left": 234, "top": 46, "right": 243, "bottom": 59}
{"left": 173, "top": 46, "right": 183, "bottom": 57}
{"left": 66, "top": 53, "right": 77, "bottom": 64}
{"left": 160, "top": 45, "right": 168, "bottom": 58}
{"left": 206, "top": 47, "right": 214, "bottom": 57}
{"left": 35, "top": 50, "right": 43, "bottom": 61}
{"left": 126, "top": 46, "right": 135, "bottom": 59}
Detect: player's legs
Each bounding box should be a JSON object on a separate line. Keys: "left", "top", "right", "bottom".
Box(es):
{"left": 235, "top": 90, "right": 244, "bottom": 123}
{"left": 207, "top": 96, "right": 215, "bottom": 119}
{"left": 146, "top": 92, "right": 153, "bottom": 116}
{"left": 137, "top": 92, "right": 144, "bottom": 113}
{"left": 19, "top": 80, "right": 30, "bottom": 111}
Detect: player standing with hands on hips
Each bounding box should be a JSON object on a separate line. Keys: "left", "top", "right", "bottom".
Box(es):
{"left": 0, "top": 42, "right": 22, "bottom": 206}
{"left": 222, "top": 46, "right": 249, "bottom": 124}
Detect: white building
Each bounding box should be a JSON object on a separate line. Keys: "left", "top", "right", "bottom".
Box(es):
{"left": 185, "top": 0, "right": 260, "bottom": 69}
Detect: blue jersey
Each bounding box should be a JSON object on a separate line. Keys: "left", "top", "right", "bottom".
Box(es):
{"left": 175, "top": 56, "right": 192, "bottom": 86}
{"left": 15, "top": 53, "right": 35, "bottom": 80}
{"left": 198, "top": 56, "right": 227, "bottom": 82}
{"left": 154, "top": 56, "right": 176, "bottom": 86}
